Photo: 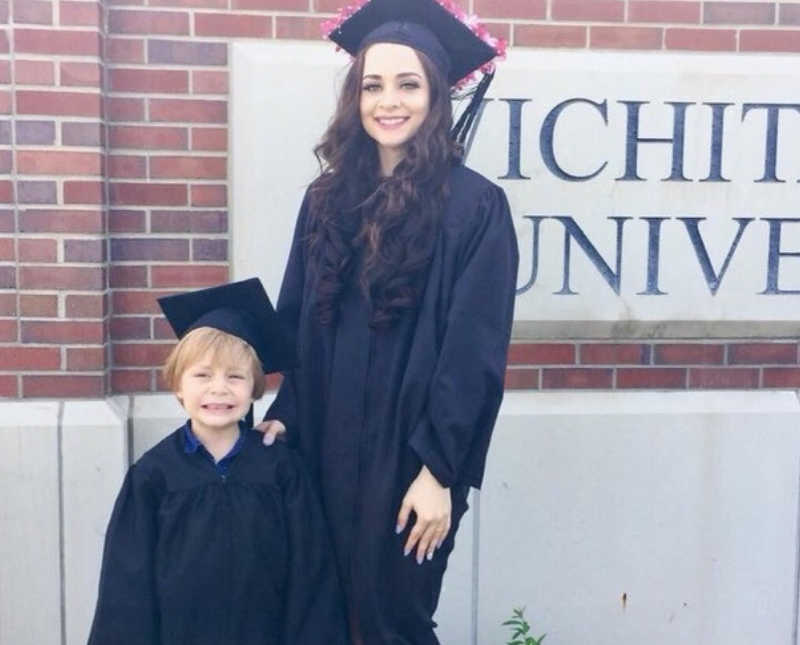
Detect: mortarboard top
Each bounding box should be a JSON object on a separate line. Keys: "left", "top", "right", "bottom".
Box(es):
{"left": 325, "top": 0, "right": 500, "bottom": 87}
{"left": 157, "top": 278, "right": 295, "bottom": 375}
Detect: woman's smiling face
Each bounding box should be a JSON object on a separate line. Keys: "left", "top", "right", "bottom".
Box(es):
{"left": 360, "top": 42, "right": 431, "bottom": 174}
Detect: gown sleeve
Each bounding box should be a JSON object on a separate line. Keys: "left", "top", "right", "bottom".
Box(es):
{"left": 279, "top": 451, "right": 349, "bottom": 645}
{"left": 408, "top": 184, "right": 519, "bottom": 489}
{"left": 264, "top": 192, "right": 310, "bottom": 441}
{"left": 87, "top": 464, "right": 160, "bottom": 645}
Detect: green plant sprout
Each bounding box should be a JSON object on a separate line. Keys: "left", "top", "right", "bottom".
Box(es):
{"left": 502, "top": 607, "right": 546, "bottom": 645}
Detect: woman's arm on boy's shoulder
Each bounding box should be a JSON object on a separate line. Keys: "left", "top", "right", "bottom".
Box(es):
{"left": 279, "top": 450, "right": 349, "bottom": 645}
{"left": 87, "top": 464, "right": 161, "bottom": 645}
{"left": 259, "top": 190, "right": 312, "bottom": 444}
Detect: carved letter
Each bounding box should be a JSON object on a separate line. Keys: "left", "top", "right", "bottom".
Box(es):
{"left": 554, "top": 216, "right": 631, "bottom": 295}
{"left": 679, "top": 217, "right": 752, "bottom": 295}
{"left": 498, "top": 99, "right": 531, "bottom": 180}
{"left": 761, "top": 218, "right": 800, "bottom": 294}
{"left": 741, "top": 103, "right": 800, "bottom": 183}
{"left": 617, "top": 101, "right": 692, "bottom": 182}
{"left": 516, "top": 216, "right": 545, "bottom": 294}
{"left": 540, "top": 98, "right": 608, "bottom": 181}
{"left": 700, "top": 103, "right": 732, "bottom": 183}
{"left": 637, "top": 217, "right": 669, "bottom": 295}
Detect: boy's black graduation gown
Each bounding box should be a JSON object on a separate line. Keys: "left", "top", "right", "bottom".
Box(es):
{"left": 266, "top": 164, "right": 519, "bottom": 644}
{"left": 87, "top": 424, "right": 348, "bottom": 645}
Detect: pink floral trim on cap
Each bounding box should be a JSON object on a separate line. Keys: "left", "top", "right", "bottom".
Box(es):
{"left": 321, "top": 0, "right": 507, "bottom": 89}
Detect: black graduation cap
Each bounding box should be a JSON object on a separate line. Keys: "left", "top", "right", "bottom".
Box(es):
{"left": 327, "top": 0, "right": 496, "bottom": 87}
{"left": 325, "top": 0, "right": 502, "bottom": 146}
{"left": 157, "top": 277, "right": 295, "bottom": 375}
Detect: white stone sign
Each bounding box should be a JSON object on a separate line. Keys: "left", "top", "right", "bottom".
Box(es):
{"left": 232, "top": 43, "right": 800, "bottom": 335}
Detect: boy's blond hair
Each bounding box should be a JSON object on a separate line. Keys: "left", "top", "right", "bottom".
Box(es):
{"left": 162, "top": 326, "right": 266, "bottom": 399}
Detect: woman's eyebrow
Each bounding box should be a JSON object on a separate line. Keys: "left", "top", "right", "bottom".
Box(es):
{"left": 362, "top": 72, "right": 423, "bottom": 80}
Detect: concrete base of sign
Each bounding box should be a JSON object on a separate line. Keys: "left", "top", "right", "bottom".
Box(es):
{"left": 1, "top": 392, "right": 799, "bottom": 644}
{"left": 62, "top": 399, "right": 129, "bottom": 645}
{"left": 0, "top": 401, "right": 62, "bottom": 645}
{"left": 0, "top": 400, "right": 128, "bottom": 645}
{"left": 479, "top": 391, "right": 800, "bottom": 645}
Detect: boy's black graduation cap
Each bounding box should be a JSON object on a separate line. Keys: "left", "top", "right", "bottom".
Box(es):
{"left": 157, "top": 277, "right": 295, "bottom": 375}
{"left": 327, "top": 0, "right": 496, "bottom": 87}
{"left": 158, "top": 278, "right": 295, "bottom": 429}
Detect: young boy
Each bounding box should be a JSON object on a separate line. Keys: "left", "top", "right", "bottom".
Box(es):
{"left": 87, "top": 278, "right": 348, "bottom": 645}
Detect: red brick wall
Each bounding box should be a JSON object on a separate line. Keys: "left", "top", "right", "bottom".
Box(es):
{"left": 4, "top": 0, "right": 107, "bottom": 397}
{"left": 3, "top": 0, "right": 800, "bottom": 398}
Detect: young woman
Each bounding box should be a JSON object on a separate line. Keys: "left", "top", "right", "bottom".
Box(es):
{"left": 259, "top": 1, "right": 519, "bottom": 642}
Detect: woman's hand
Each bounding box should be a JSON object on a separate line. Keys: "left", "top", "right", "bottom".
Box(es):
{"left": 254, "top": 420, "right": 286, "bottom": 446}
{"left": 396, "top": 466, "right": 451, "bottom": 565}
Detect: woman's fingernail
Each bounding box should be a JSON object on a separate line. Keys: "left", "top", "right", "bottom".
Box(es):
{"left": 427, "top": 551, "right": 434, "bottom": 561}
{"left": 263, "top": 433, "right": 275, "bottom": 446}
{"left": 417, "top": 553, "right": 424, "bottom": 565}
{"left": 404, "top": 547, "right": 411, "bottom": 557}
{"left": 395, "top": 524, "right": 403, "bottom": 534}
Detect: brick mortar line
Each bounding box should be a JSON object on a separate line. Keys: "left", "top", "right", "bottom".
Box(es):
{"left": 97, "top": 21, "right": 800, "bottom": 37}
{"left": 15, "top": 233, "right": 105, "bottom": 241}
{"left": 16, "top": 86, "right": 103, "bottom": 94}
{"left": 0, "top": 289, "right": 98, "bottom": 294}
{"left": 18, "top": 146, "right": 108, "bottom": 152}
{"left": 107, "top": 175, "right": 226, "bottom": 179}
{"left": 12, "top": 53, "right": 109, "bottom": 62}
{"left": 108, "top": 144, "right": 228, "bottom": 150}
{"left": 109, "top": 263, "right": 225, "bottom": 267}
{"left": 11, "top": 25, "right": 103, "bottom": 32}
{"left": 7, "top": 369, "right": 107, "bottom": 373}
{"left": 0, "top": 342, "right": 103, "bottom": 348}
{"left": 109, "top": 153, "right": 227, "bottom": 159}
{"left": 108, "top": 226, "right": 228, "bottom": 232}
{"left": 17, "top": 318, "right": 109, "bottom": 323}
{"left": 105, "top": 122, "right": 228, "bottom": 127}
{"left": 191, "top": 9, "right": 334, "bottom": 17}
{"left": 16, "top": 175, "right": 105, "bottom": 181}
{"left": 14, "top": 321, "right": 108, "bottom": 325}
{"left": 103, "top": 9, "right": 337, "bottom": 20}
{"left": 15, "top": 118, "right": 105, "bottom": 128}
{"left": 17, "top": 261, "right": 107, "bottom": 268}
{"left": 8, "top": 204, "right": 104, "bottom": 209}
{"left": 106, "top": 339, "right": 173, "bottom": 343}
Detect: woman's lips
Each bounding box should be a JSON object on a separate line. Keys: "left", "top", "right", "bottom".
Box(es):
{"left": 375, "top": 116, "right": 409, "bottom": 129}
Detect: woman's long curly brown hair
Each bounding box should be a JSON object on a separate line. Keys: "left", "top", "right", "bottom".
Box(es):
{"left": 307, "top": 45, "right": 462, "bottom": 328}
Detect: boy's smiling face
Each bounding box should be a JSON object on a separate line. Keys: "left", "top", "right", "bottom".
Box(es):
{"left": 176, "top": 349, "right": 254, "bottom": 437}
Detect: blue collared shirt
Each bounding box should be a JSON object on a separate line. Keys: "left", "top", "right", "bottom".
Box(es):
{"left": 182, "top": 421, "right": 248, "bottom": 477}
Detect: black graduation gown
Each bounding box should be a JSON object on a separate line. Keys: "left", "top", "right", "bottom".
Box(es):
{"left": 87, "top": 424, "right": 348, "bottom": 645}
{"left": 266, "top": 164, "right": 519, "bottom": 644}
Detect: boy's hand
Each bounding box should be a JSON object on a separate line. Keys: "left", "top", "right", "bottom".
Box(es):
{"left": 255, "top": 420, "right": 286, "bottom": 446}
{"left": 396, "top": 466, "right": 451, "bottom": 565}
